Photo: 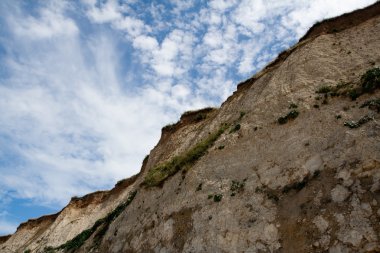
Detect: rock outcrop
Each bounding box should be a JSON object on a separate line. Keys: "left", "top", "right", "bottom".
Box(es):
{"left": 1, "top": 2, "right": 380, "bottom": 253}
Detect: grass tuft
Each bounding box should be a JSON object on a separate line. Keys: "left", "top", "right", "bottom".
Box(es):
{"left": 316, "top": 86, "right": 332, "bottom": 94}
{"left": 278, "top": 110, "right": 299, "bottom": 125}
{"left": 143, "top": 124, "right": 229, "bottom": 187}
{"left": 230, "top": 179, "right": 246, "bottom": 196}
{"left": 213, "top": 194, "right": 223, "bottom": 202}
{"left": 344, "top": 115, "right": 373, "bottom": 129}
{"left": 229, "top": 124, "right": 241, "bottom": 133}
{"left": 361, "top": 67, "right": 380, "bottom": 92}
{"left": 57, "top": 191, "right": 137, "bottom": 252}
{"left": 360, "top": 98, "right": 380, "bottom": 112}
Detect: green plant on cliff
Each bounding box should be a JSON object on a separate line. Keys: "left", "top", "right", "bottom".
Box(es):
{"left": 229, "top": 123, "right": 241, "bottom": 133}
{"left": 278, "top": 110, "right": 299, "bottom": 125}
{"left": 213, "top": 194, "right": 223, "bottom": 202}
{"left": 143, "top": 124, "right": 229, "bottom": 187}
{"left": 43, "top": 247, "right": 55, "bottom": 253}
{"left": 316, "top": 85, "right": 332, "bottom": 94}
{"left": 361, "top": 67, "right": 380, "bottom": 92}
{"left": 312, "top": 68, "right": 380, "bottom": 101}
{"left": 57, "top": 191, "right": 137, "bottom": 252}
{"left": 230, "top": 179, "right": 246, "bottom": 196}
{"left": 344, "top": 115, "right": 373, "bottom": 129}
{"left": 360, "top": 98, "right": 380, "bottom": 112}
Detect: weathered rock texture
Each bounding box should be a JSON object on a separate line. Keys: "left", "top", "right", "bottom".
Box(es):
{"left": 1, "top": 2, "right": 380, "bottom": 253}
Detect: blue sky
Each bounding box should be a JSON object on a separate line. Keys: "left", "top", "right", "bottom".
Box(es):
{"left": 0, "top": 0, "right": 376, "bottom": 235}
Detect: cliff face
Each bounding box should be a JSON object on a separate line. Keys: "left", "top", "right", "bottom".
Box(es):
{"left": 1, "top": 3, "right": 380, "bottom": 253}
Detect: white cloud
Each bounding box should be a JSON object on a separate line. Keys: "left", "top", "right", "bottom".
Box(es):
{"left": 133, "top": 35, "right": 159, "bottom": 51}
{"left": 114, "top": 16, "right": 151, "bottom": 38}
{"left": 170, "top": 0, "right": 195, "bottom": 14}
{"left": 0, "top": 220, "right": 17, "bottom": 235}
{"left": 209, "top": 0, "right": 238, "bottom": 12}
{"left": 283, "top": 0, "right": 376, "bottom": 37}
{"left": 203, "top": 29, "right": 223, "bottom": 48}
{"left": 232, "top": 0, "right": 267, "bottom": 34}
{"left": 10, "top": 1, "right": 78, "bottom": 39}
{"left": 0, "top": 12, "right": 169, "bottom": 207}
{"left": 85, "top": 0, "right": 123, "bottom": 23}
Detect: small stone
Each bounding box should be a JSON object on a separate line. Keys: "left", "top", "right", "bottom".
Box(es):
{"left": 331, "top": 185, "right": 350, "bottom": 203}
{"left": 372, "top": 199, "right": 377, "bottom": 206}
{"left": 361, "top": 203, "right": 372, "bottom": 216}
{"left": 263, "top": 224, "right": 278, "bottom": 243}
{"left": 313, "top": 215, "right": 329, "bottom": 233}
{"left": 336, "top": 170, "right": 353, "bottom": 187}
{"left": 304, "top": 155, "right": 323, "bottom": 174}
{"left": 334, "top": 213, "right": 345, "bottom": 224}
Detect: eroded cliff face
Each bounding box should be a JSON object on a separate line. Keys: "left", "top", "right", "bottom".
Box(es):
{"left": 1, "top": 3, "right": 380, "bottom": 253}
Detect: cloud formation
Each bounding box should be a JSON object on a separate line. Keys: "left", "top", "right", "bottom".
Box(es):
{"left": 0, "top": 0, "right": 376, "bottom": 235}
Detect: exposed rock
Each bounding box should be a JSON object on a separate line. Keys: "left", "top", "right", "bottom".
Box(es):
{"left": 313, "top": 215, "right": 329, "bottom": 233}
{"left": 331, "top": 184, "right": 350, "bottom": 203}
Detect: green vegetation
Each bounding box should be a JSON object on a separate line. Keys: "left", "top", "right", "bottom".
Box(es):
{"left": 229, "top": 123, "right": 241, "bottom": 133}
{"left": 162, "top": 123, "right": 176, "bottom": 131}
{"left": 93, "top": 190, "right": 137, "bottom": 243}
{"left": 195, "top": 113, "right": 207, "bottom": 121}
{"left": 24, "top": 250, "right": 31, "bottom": 253}
{"left": 344, "top": 115, "right": 373, "bottom": 129}
{"left": 313, "top": 68, "right": 380, "bottom": 101}
{"left": 43, "top": 247, "right": 55, "bottom": 253}
{"left": 213, "top": 194, "right": 223, "bottom": 202}
{"left": 316, "top": 86, "right": 332, "bottom": 94}
{"left": 57, "top": 191, "right": 137, "bottom": 252}
{"left": 230, "top": 179, "right": 246, "bottom": 196}
{"left": 361, "top": 67, "right": 380, "bottom": 92}
{"left": 348, "top": 89, "right": 360, "bottom": 100}
{"left": 217, "top": 145, "right": 225, "bottom": 150}
{"left": 278, "top": 110, "right": 299, "bottom": 125}
{"left": 360, "top": 98, "right": 380, "bottom": 112}
{"left": 239, "top": 111, "right": 246, "bottom": 120}
{"left": 289, "top": 103, "right": 298, "bottom": 109}
{"left": 59, "top": 227, "right": 95, "bottom": 251}
{"left": 143, "top": 124, "right": 229, "bottom": 187}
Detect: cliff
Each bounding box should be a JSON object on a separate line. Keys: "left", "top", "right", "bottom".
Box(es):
{"left": 1, "top": 2, "right": 380, "bottom": 253}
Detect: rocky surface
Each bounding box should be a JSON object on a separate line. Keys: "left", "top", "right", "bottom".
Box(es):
{"left": 1, "top": 2, "right": 380, "bottom": 253}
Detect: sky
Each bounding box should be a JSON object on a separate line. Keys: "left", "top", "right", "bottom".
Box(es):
{"left": 0, "top": 0, "right": 376, "bottom": 236}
